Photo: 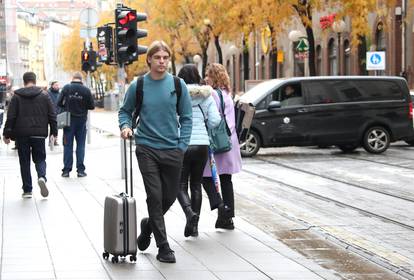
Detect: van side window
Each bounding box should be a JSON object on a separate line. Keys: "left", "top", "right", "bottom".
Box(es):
{"left": 306, "top": 80, "right": 403, "bottom": 104}
{"left": 306, "top": 81, "right": 342, "bottom": 104}
{"left": 279, "top": 83, "right": 303, "bottom": 107}
{"left": 356, "top": 81, "right": 403, "bottom": 101}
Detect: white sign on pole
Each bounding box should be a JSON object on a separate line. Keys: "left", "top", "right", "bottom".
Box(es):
{"left": 0, "top": 59, "right": 6, "bottom": 76}
{"left": 79, "top": 8, "right": 98, "bottom": 27}
{"left": 366, "top": 51, "right": 386, "bottom": 70}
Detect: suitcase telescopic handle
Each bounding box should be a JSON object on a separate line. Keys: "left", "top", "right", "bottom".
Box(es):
{"left": 123, "top": 137, "right": 134, "bottom": 197}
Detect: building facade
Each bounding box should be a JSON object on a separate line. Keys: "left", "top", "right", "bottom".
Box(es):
{"left": 212, "top": 1, "right": 413, "bottom": 93}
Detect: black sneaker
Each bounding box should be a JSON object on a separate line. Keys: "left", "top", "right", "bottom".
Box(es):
{"left": 215, "top": 217, "right": 235, "bottom": 230}
{"left": 156, "top": 244, "right": 176, "bottom": 263}
{"left": 61, "top": 172, "right": 70, "bottom": 178}
{"left": 137, "top": 218, "right": 152, "bottom": 251}
{"left": 77, "top": 171, "right": 87, "bottom": 177}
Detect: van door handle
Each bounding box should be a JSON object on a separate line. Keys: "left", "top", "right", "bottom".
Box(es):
{"left": 297, "top": 108, "right": 308, "bottom": 113}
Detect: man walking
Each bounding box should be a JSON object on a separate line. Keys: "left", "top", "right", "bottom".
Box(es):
{"left": 58, "top": 72, "right": 94, "bottom": 178}
{"left": 48, "top": 81, "right": 61, "bottom": 146}
{"left": 2, "top": 72, "right": 57, "bottom": 198}
{"left": 118, "top": 40, "right": 192, "bottom": 263}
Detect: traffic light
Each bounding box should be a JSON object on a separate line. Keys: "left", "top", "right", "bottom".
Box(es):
{"left": 97, "top": 26, "right": 113, "bottom": 65}
{"left": 81, "top": 50, "right": 97, "bottom": 73}
{"left": 115, "top": 7, "right": 138, "bottom": 65}
{"left": 136, "top": 12, "right": 148, "bottom": 57}
{"left": 115, "top": 5, "right": 148, "bottom": 65}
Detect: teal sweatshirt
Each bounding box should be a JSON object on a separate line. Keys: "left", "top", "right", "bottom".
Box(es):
{"left": 118, "top": 73, "right": 192, "bottom": 151}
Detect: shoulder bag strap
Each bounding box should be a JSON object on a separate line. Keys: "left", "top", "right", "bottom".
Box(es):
{"left": 173, "top": 76, "right": 182, "bottom": 114}
{"left": 132, "top": 76, "right": 144, "bottom": 128}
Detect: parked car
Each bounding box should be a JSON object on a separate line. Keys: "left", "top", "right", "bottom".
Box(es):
{"left": 238, "top": 76, "right": 414, "bottom": 157}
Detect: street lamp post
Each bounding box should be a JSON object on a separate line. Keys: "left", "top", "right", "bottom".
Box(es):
{"left": 332, "top": 20, "right": 346, "bottom": 76}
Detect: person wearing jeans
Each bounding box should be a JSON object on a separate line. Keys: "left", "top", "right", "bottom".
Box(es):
{"left": 2, "top": 72, "right": 57, "bottom": 198}
{"left": 62, "top": 115, "right": 87, "bottom": 174}
{"left": 58, "top": 72, "right": 94, "bottom": 178}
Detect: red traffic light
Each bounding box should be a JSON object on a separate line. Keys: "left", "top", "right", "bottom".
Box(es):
{"left": 82, "top": 52, "right": 89, "bottom": 61}
{"left": 118, "top": 11, "right": 136, "bottom": 25}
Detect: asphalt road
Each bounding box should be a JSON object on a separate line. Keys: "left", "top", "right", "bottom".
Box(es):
{"left": 235, "top": 143, "right": 414, "bottom": 280}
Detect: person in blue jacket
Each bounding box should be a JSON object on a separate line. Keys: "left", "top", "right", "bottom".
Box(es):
{"left": 176, "top": 64, "right": 220, "bottom": 238}
{"left": 118, "top": 41, "right": 192, "bottom": 264}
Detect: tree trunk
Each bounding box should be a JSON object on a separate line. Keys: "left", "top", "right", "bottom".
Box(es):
{"left": 202, "top": 46, "right": 208, "bottom": 78}
{"left": 305, "top": 26, "right": 316, "bottom": 76}
{"left": 243, "top": 38, "right": 249, "bottom": 90}
{"left": 171, "top": 51, "right": 176, "bottom": 75}
{"left": 214, "top": 35, "right": 223, "bottom": 64}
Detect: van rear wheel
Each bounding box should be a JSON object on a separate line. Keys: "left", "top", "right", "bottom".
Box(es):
{"left": 363, "top": 126, "right": 390, "bottom": 154}
{"left": 240, "top": 130, "right": 261, "bottom": 157}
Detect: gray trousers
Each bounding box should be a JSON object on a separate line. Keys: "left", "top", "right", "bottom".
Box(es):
{"left": 135, "top": 144, "right": 184, "bottom": 247}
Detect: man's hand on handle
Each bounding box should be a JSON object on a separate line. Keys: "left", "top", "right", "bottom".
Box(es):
{"left": 3, "top": 137, "right": 10, "bottom": 145}
{"left": 121, "top": 127, "right": 133, "bottom": 140}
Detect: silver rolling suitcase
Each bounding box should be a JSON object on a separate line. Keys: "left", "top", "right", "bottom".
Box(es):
{"left": 103, "top": 138, "right": 137, "bottom": 263}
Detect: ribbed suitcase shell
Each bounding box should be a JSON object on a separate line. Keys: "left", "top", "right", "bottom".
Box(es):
{"left": 103, "top": 194, "right": 137, "bottom": 258}
{"left": 103, "top": 139, "right": 137, "bottom": 262}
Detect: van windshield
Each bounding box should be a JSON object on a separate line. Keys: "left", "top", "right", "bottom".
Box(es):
{"left": 239, "top": 79, "right": 284, "bottom": 106}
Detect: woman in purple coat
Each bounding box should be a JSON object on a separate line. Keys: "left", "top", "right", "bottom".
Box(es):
{"left": 202, "top": 63, "right": 242, "bottom": 230}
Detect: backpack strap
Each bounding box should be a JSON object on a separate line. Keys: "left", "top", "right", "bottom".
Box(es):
{"left": 132, "top": 76, "right": 144, "bottom": 128}
{"left": 173, "top": 76, "right": 182, "bottom": 114}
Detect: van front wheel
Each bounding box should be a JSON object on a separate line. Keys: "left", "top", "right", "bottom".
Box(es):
{"left": 363, "top": 126, "right": 390, "bottom": 154}
{"left": 240, "top": 130, "right": 261, "bottom": 157}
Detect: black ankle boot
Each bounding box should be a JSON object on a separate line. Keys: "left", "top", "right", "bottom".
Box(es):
{"left": 184, "top": 207, "right": 199, "bottom": 237}
{"left": 215, "top": 217, "right": 234, "bottom": 230}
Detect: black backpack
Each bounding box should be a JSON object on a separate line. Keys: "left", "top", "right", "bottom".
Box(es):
{"left": 132, "top": 76, "right": 182, "bottom": 128}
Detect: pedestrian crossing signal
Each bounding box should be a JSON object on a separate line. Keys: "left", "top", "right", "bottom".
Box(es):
{"left": 81, "top": 50, "right": 97, "bottom": 73}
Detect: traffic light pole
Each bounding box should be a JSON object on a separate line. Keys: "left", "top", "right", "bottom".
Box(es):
{"left": 85, "top": 37, "right": 92, "bottom": 145}
{"left": 118, "top": 64, "right": 127, "bottom": 179}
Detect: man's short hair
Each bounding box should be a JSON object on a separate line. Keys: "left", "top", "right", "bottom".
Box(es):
{"left": 146, "top": 40, "right": 171, "bottom": 66}
{"left": 73, "top": 71, "right": 83, "bottom": 81}
{"left": 23, "top": 72, "right": 36, "bottom": 85}
{"left": 50, "top": 80, "right": 58, "bottom": 86}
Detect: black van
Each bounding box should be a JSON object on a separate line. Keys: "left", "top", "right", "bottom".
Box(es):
{"left": 237, "top": 76, "right": 414, "bottom": 157}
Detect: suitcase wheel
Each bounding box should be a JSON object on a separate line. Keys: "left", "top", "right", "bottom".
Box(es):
{"left": 130, "top": 255, "right": 137, "bottom": 262}
{"left": 111, "top": 256, "right": 119, "bottom": 263}
{"left": 102, "top": 252, "right": 109, "bottom": 260}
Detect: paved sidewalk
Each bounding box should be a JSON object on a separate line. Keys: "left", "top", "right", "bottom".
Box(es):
{"left": 0, "top": 111, "right": 340, "bottom": 280}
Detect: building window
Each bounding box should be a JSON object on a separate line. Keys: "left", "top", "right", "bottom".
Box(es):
{"left": 316, "top": 45, "right": 322, "bottom": 76}
{"left": 260, "top": 55, "right": 266, "bottom": 79}
{"left": 344, "top": 40, "right": 351, "bottom": 75}
{"left": 376, "top": 22, "right": 386, "bottom": 75}
{"left": 328, "top": 38, "right": 337, "bottom": 75}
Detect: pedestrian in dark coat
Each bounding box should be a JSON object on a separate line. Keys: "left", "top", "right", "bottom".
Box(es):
{"left": 2, "top": 72, "right": 57, "bottom": 198}
{"left": 57, "top": 72, "right": 95, "bottom": 178}
{"left": 48, "top": 81, "right": 61, "bottom": 145}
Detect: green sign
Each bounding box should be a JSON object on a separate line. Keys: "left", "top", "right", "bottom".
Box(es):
{"left": 296, "top": 38, "right": 309, "bottom": 52}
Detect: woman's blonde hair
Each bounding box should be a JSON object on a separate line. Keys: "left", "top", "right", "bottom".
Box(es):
{"left": 206, "top": 63, "right": 231, "bottom": 92}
